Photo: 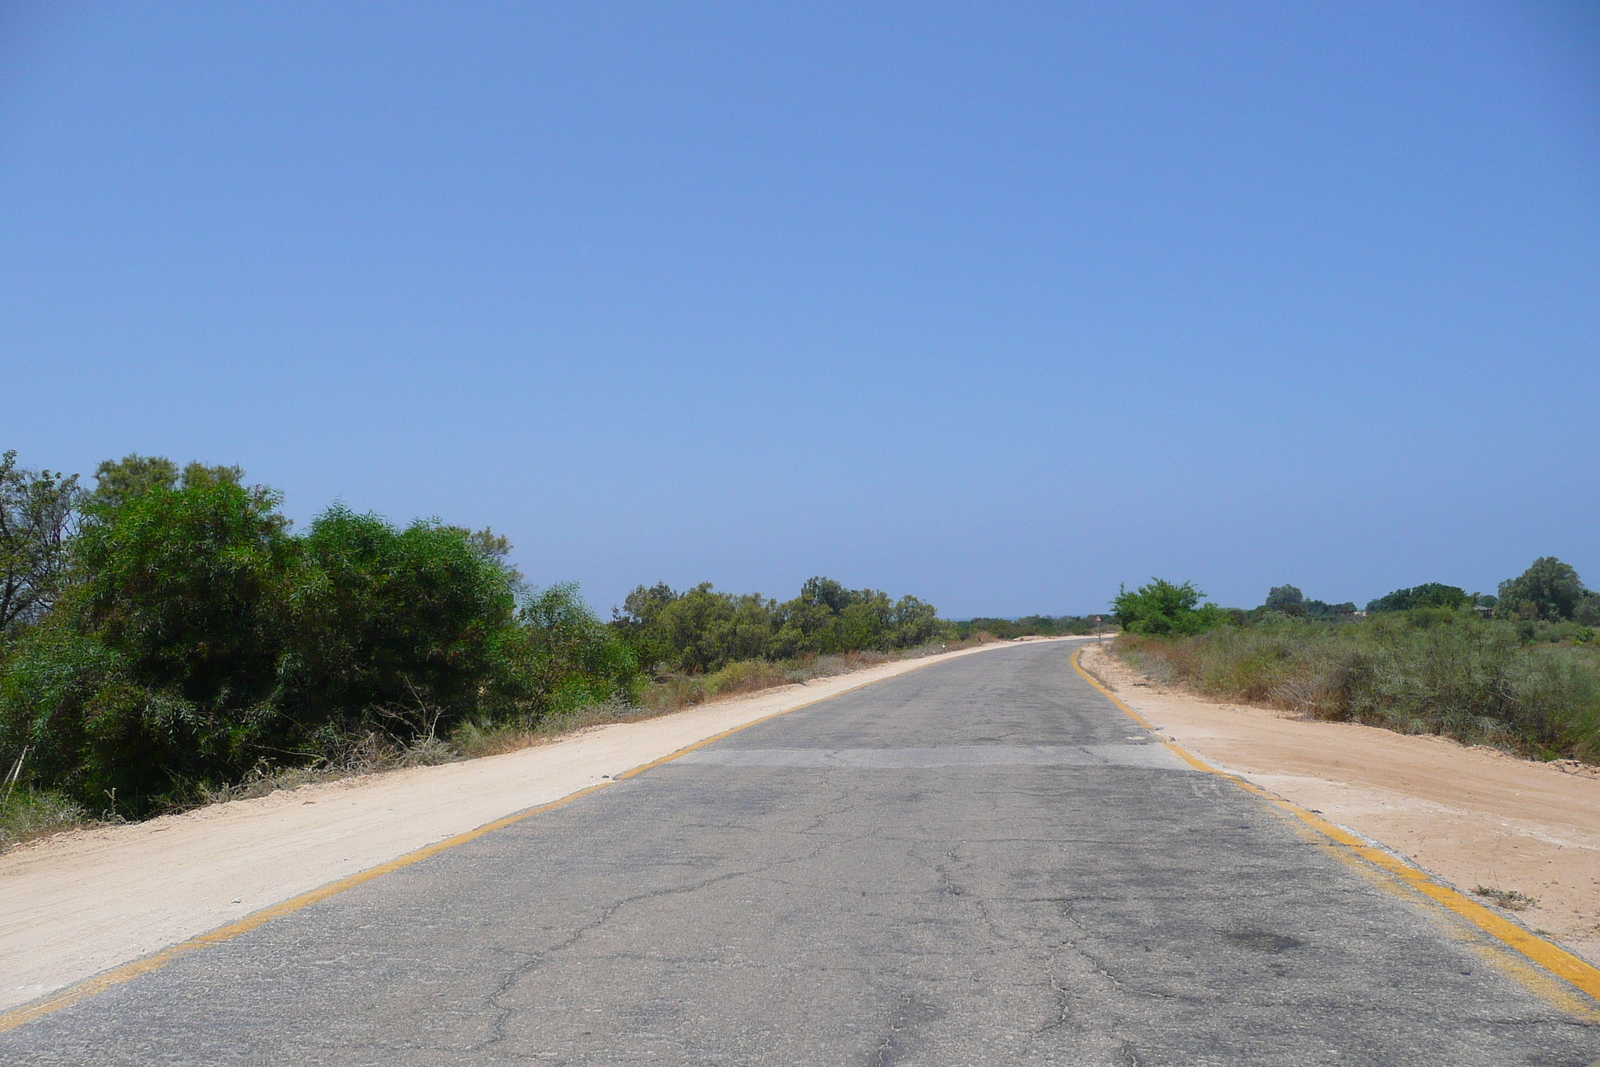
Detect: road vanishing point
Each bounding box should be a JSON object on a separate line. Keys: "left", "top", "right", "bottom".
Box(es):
{"left": 3, "top": 640, "right": 1598, "bottom": 1065}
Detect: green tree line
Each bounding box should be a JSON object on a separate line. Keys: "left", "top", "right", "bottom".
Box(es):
{"left": 1112, "top": 558, "right": 1600, "bottom": 638}
{"left": 0, "top": 453, "right": 643, "bottom": 815}
{"left": 0, "top": 451, "right": 967, "bottom": 818}
{"left": 612, "top": 576, "right": 952, "bottom": 674}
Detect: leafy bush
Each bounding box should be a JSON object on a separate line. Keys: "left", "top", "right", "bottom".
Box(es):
{"left": 73, "top": 470, "right": 292, "bottom": 697}
{"left": 489, "top": 582, "right": 639, "bottom": 721}
{"left": 1111, "top": 579, "right": 1224, "bottom": 636}
{"left": 284, "top": 506, "right": 517, "bottom": 738}
{"left": 0, "top": 626, "right": 137, "bottom": 805}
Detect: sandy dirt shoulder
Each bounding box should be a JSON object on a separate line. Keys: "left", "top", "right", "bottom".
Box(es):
{"left": 1080, "top": 643, "right": 1600, "bottom": 968}
{"left": 0, "top": 639, "right": 1060, "bottom": 1013}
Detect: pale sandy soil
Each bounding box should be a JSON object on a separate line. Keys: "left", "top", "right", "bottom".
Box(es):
{"left": 0, "top": 640, "right": 1050, "bottom": 1014}
{"left": 1081, "top": 643, "right": 1600, "bottom": 968}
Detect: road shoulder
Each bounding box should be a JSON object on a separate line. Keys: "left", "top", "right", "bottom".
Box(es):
{"left": 1080, "top": 642, "right": 1600, "bottom": 968}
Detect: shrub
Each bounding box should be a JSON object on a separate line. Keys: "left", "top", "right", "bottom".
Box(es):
{"left": 1112, "top": 579, "right": 1225, "bottom": 636}
{"left": 71, "top": 472, "right": 293, "bottom": 719}
{"left": 283, "top": 506, "right": 518, "bottom": 737}
{"left": 1117, "top": 612, "right": 1600, "bottom": 761}
{"left": 491, "top": 582, "right": 639, "bottom": 722}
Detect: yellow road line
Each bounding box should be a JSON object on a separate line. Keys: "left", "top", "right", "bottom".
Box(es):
{"left": 0, "top": 658, "right": 944, "bottom": 1034}
{"left": 1070, "top": 646, "right": 1600, "bottom": 1012}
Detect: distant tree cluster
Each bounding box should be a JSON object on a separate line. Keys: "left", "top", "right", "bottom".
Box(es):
{"left": 1263, "top": 585, "right": 1358, "bottom": 620}
{"left": 611, "top": 576, "right": 951, "bottom": 675}
{"left": 1365, "top": 583, "right": 1476, "bottom": 613}
{"left": 1358, "top": 561, "right": 1600, "bottom": 624}
{"left": 1113, "top": 556, "right": 1599, "bottom": 640}
{"left": 950, "top": 615, "right": 1106, "bottom": 640}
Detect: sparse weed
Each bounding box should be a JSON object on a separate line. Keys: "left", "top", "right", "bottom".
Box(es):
{"left": 1473, "top": 885, "right": 1539, "bottom": 911}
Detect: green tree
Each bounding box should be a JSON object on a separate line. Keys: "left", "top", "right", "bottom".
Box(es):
{"left": 799, "top": 576, "right": 856, "bottom": 614}
{"left": 1496, "top": 557, "right": 1595, "bottom": 622}
{"left": 1112, "top": 579, "right": 1223, "bottom": 636}
{"left": 72, "top": 469, "right": 293, "bottom": 709}
{"left": 1366, "top": 583, "right": 1470, "bottom": 613}
{"left": 612, "top": 582, "right": 681, "bottom": 671}
{"left": 1264, "top": 585, "right": 1305, "bottom": 615}
{"left": 773, "top": 577, "right": 898, "bottom": 657}
{"left": 887, "top": 595, "right": 947, "bottom": 648}
{"left": 1302, "top": 599, "right": 1357, "bottom": 620}
{"left": 650, "top": 584, "right": 774, "bottom": 672}
{"left": 0, "top": 452, "right": 82, "bottom": 634}
{"left": 35, "top": 468, "right": 296, "bottom": 810}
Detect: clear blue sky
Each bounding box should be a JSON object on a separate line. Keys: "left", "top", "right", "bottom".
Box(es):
{"left": 3, "top": 2, "right": 1597, "bottom": 617}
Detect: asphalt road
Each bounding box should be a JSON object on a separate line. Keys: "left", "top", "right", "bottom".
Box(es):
{"left": 5, "top": 640, "right": 1598, "bottom": 1065}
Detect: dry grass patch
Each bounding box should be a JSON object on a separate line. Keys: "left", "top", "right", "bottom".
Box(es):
{"left": 0, "top": 788, "right": 91, "bottom": 851}
{"left": 1473, "top": 885, "right": 1539, "bottom": 912}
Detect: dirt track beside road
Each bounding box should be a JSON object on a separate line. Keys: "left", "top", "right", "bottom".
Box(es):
{"left": 1081, "top": 642, "right": 1600, "bottom": 967}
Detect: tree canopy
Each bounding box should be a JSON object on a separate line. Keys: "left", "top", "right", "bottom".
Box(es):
{"left": 0, "top": 451, "right": 80, "bottom": 634}
{"left": 1496, "top": 558, "right": 1599, "bottom": 623}
{"left": 1366, "top": 583, "right": 1472, "bottom": 613}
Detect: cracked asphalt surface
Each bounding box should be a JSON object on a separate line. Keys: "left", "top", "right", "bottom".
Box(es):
{"left": 5, "top": 639, "right": 1599, "bottom": 1065}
